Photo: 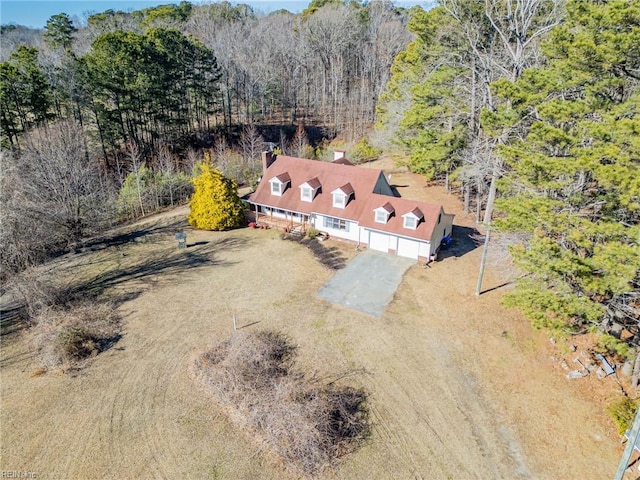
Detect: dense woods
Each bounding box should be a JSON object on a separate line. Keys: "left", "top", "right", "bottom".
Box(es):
{"left": 376, "top": 0, "right": 639, "bottom": 361}
{"left": 1, "top": 1, "right": 638, "bottom": 371}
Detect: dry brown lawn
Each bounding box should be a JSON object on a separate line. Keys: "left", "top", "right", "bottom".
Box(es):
{"left": 0, "top": 161, "right": 621, "bottom": 479}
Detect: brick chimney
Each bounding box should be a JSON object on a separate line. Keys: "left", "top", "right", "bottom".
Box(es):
{"left": 261, "top": 151, "right": 275, "bottom": 173}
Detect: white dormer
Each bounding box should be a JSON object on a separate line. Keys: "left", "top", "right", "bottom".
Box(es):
{"left": 374, "top": 202, "right": 394, "bottom": 224}
{"left": 299, "top": 177, "right": 321, "bottom": 202}
{"left": 269, "top": 172, "right": 291, "bottom": 196}
{"left": 331, "top": 183, "right": 354, "bottom": 209}
{"left": 402, "top": 207, "right": 424, "bottom": 230}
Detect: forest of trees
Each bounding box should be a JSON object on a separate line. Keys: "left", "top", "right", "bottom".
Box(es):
{"left": 376, "top": 0, "right": 639, "bottom": 362}
{"left": 1, "top": 1, "right": 638, "bottom": 367}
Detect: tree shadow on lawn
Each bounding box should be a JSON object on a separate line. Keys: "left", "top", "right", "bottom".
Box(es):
{"left": 284, "top": 235, "right": 348, "bottom": 270}
{"left": 437, "top": 225, "right": 483, "bottom": 260}
{"left": 77, "top": 217, "right": 190, "bottom": 253}
{"left": 0, "top": 302, "right": 26, "bottom": 338}
{"left": 75, "top": 235, "right": 249, "bottom": 301}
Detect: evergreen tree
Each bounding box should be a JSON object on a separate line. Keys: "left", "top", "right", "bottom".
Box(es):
{"left": 188, "top": 161, "right": 245, "bottom": 231}
{"left": 488, "top": 0, "right": 640, "bottom": 340}
{"left": 44, "top": 13, "right": 76, "bottom": 49}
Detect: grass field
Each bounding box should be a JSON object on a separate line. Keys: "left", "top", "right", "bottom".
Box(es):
{"left": 0, "top": 161, "right": 621, "bottom": 479}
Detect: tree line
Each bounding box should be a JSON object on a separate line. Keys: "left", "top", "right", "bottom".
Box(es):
{"left": 376, "top": 0, "right": 639, "bottom": 361}
{"left": 1, "top": 0, "right": 411, "bottom": 154}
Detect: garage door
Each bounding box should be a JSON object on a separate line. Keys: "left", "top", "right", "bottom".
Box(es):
{"left": 368, "top": 231, "right": 390, "bottom": 253}
{"left": 397, "top": 237, "right": 420, "bottom": 259}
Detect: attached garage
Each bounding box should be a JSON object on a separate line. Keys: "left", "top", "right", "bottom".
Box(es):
{"left": 368, "top": 231, "right": 390, "bottom": 253}
{"left": 397, "top": 237, "right": 421, "bottom": 259}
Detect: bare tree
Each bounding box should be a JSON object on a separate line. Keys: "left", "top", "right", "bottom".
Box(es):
{"left": 291, "top": 124, "right": 310, "bottom": 158}
{"left": 156, "top": 142, "right": 176, "bottom": 207}
{"left": 278, "top": 129, "right": 290, "bottom": 155}
{"left": 126, "top": 141, "right": 147, "bottom": 217}
{"left": 0, "top": 120, "right": 112, "bottom": 274}
{"left": 484, "top": 0, "right": 562, "bottom": 81}
{"left": 240, "top": 124, "right": 264, "bottom": 171}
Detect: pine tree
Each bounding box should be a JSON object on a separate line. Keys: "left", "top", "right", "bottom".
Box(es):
{"left": 489, "top": 0, "right": 640, "bottom": 338}
{"left": 187, "top": 161, "right": 245, "bottom": 231}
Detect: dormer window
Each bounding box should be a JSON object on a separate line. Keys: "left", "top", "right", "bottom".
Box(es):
{"left": 269, "top": 172, "right": 291, "bottom": 197}
{"left": 375, "top": 210, "right": 387, "bottom": 223}
{"left": 299, "top": 177, "right": 321, "bottom": 202}
{"left": 402, "top": 208, "right": 423, "bottom": 230}
{"left": 404, "top": 216, "right": 417, "bottom": 229}
{"left": 332, "top": 183, "right": 354, "bottom": 209}
{"left": 374, "top": 202, "right": 394, "bottom": 224}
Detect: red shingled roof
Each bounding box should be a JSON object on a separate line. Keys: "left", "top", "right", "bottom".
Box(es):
{"left": 375, "top": 202, "right": 395, "bottom": 214}
{"left": 302, "top": 177, "right": 322, "bottom": 189}
{"left": 249, "top": 155, "right": 450, "bottom": 242}
{"left": 334, "top": 183, "right": 354, "bottom": 196}
{"left": 249, "top": 155, "right": 388, "bottom": 221}
{"left": 274, "top": 172, "right": 291, "bottom": 183}
{"left": 359, "top": 194, "right": 443, "bottom": 242}
{"left": 332, "top": 157, "right": 354, "bottom": 166}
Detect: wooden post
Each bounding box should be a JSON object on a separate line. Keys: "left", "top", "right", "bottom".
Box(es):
{"left": 233, "top": 315, "right": 237, "bottom": 331}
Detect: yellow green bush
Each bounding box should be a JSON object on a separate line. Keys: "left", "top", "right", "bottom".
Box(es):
{"left": 187, "top": 162, "right": 245, "bottom": 231}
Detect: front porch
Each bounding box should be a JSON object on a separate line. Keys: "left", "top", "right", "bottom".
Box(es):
{"left": 252, "top": 209, "right": 309, "bottom": 235}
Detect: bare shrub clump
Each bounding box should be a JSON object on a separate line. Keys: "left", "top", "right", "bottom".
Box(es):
{"left": 8, "top": 268, "right": 122, "bottom": 371}
{"left": 7, "top": 267, "right": 72, "bottom": 324}
{"left": 32, "top": 301, "right": 122, "bottom": 370}
{"left": 193, "top": 331, "right": 369, "bottom": 475}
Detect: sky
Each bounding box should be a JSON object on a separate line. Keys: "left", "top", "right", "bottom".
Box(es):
{"left": 0, "top": 1, "right": 430, "bottom": 29}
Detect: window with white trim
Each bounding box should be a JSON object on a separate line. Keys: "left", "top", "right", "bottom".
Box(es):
{"left": 375, "top": 210, "right": 388, "bottom": 223}
{"left": 404, "top": 216, "right": 417, "bottom": 229}
{"left": 333, "top": 192, "right": 346, "bottom": 208}
{"left": 323, "top": 216, "right": 349, "bottom": 231}
{"left": 301, "top": 187, "right": 312, "bottom": 202}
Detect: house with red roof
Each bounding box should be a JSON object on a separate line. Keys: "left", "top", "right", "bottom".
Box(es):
{"left": 248, "top": 151, "right": 454, "bottom": 262}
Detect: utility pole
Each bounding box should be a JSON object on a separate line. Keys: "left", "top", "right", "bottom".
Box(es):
{"left": 615, "top": 405, "right": 640, "bottom": 480}
{"left": 475, "top": 225, "right": 491, "bottom": 296}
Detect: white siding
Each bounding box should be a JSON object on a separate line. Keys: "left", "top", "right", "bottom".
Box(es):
{"left": 419, "top": 241, "right": 432, "bottom": 259}
{"left": 313, "top": 214, "right": 360, "bottom": 242}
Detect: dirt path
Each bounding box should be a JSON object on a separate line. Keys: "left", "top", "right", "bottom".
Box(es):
{"left": 0, "top": 164, "right": 620, "bottom": 479}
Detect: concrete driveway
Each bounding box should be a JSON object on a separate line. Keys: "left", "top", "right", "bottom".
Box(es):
{"left": 318, "top": 250, "right": 415, "bottom": 317}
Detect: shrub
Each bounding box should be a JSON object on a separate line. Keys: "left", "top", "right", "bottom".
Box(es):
{"left": 597, "top": 334, "right": 634, "bottom": 360}
{"left": 193, "top": 330, "right": 369, "bottom": 474}
{"left": 306, "top": 227, "right": 319, "bottom": 239}
{"left": 349, "top": 137, "right": 381, "bottom": 164}
{"left": 56, "top": 326, "right": 97, "bottom": 361}
{"left": 607, "top": 397, "right": 638, "bottom": 435}
{"left": 7, "top": 267, "right": 69, "bottom": 323}
{"left": 33, "top": 301, "right": 122, "bottom": 369}
{"left": 188, "top": 162, "right": 245, "bottom": 231}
